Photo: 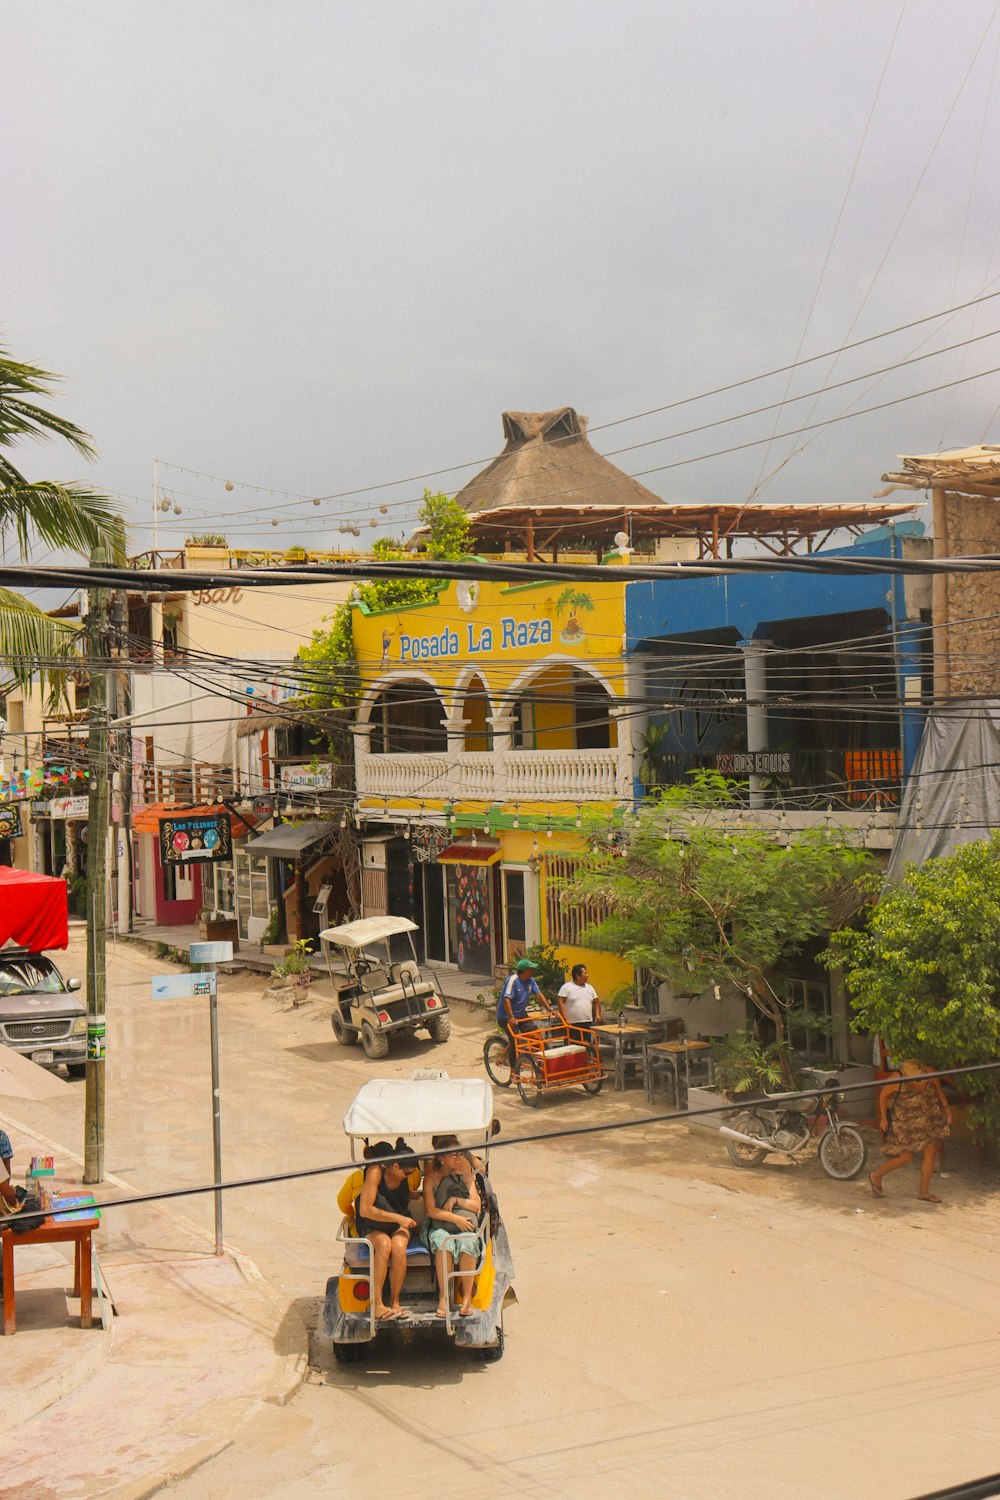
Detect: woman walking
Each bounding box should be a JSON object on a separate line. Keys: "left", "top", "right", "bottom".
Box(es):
{"left": 870, "top": 1059, "right": 952, "bottom": 1204}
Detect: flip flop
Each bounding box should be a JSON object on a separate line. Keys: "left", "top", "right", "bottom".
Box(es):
{"left": 869, "top": 1173, "right": 885, "bottom": 1199}
{"left": 375, "top": 1308, "right": 398, "bottom": 1321}
{"left": 459, "top": 1305, "right": 473, "bottom": 1317}
{"left": 918, "top": 1193, "right": 942, "bottom": 1203}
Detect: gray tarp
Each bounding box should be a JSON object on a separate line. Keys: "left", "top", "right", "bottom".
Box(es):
{"left": 886, "top": 700, "right": 1000, "bottom": 883}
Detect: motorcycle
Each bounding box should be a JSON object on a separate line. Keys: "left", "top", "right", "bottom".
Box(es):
{"left": 719, "top": 1065, "right": 867, "bottom": 1179}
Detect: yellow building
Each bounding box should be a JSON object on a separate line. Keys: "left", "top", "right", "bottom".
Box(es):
{"left": 351, "top": 572, "right": 636, "bottom": 996}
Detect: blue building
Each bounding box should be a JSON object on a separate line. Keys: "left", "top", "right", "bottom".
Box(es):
{"left": 625, "top": 521, "right": 931, "bottom": 811}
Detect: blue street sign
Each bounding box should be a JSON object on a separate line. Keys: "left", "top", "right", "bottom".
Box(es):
{"left": 151, "top": 973, "right": 217, "bottom": 1000}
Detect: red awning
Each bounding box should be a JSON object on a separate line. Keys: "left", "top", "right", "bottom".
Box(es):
{"left": 0, "top": 867, "right": 69, "bottom": 951}
{"left": 437, "top": 839, "right": 502, "bottom": 867}
{"left": 132, "top": 802, "right": 256, "bottom": 836}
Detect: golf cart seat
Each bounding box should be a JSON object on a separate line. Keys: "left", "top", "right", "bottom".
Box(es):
{"left": 372, "top": 981, "right": 437, "bottom": 1006}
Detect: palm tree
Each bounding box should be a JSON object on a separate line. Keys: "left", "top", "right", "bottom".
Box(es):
{"left": 0, "top": 349, "right": 123, "bottom": 701}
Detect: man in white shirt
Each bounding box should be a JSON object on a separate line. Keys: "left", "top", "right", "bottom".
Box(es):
{"left": 557, "top": 964, "right": 603, "bottom": 1027}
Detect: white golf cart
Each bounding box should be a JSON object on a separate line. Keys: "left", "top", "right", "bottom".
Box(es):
{"left": 320, "top": 915, "right": 450, "bottom": 1059}
{"left": 323, "top": 1073, "right": 513, "bottom": 1363}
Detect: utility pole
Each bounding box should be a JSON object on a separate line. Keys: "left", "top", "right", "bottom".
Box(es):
{"left": 84, "top": 548, "right": 110, "bottom": 1184}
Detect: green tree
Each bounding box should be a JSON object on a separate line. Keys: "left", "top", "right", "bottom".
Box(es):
{"left": 0, "top": 350, "right": 123, "bottom": 701}
{"left": 297, "top": 489, "right": 471, "bottom": 746}
{"left": 564, "top": 773, "right": 874, "bottom": 1073}
{"left": 827, "top": 834, "right": 1000, "bottom": 1146}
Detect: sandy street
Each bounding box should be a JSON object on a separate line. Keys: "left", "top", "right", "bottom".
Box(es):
{"left": 8, "top": 931, "right": 1000, "bottom": 1500}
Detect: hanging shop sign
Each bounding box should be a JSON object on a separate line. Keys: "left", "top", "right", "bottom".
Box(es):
{"left": 279, "top": 764, "right": 332, "bottom": 792}
{"left": 0, "top": 802, "right": 24, "bottom": 840}
{"left": 158, "top": 813, "right": 233, "bottom": 865}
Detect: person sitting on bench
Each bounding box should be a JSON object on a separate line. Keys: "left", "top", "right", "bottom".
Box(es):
{"left": 354, "top": 1140, "right": 420, "bottom": 1321}
{"left": 422, "top": 1137, "right": 481, "bottom": 1319}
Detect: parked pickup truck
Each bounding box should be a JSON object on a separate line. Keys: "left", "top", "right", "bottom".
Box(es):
{"left": 0, "top": 948, "right": 87, "bottom": 1075}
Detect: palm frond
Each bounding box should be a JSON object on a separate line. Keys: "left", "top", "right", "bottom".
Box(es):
{"left": 0, "top": 588, "right": 81, "bottom": 707}
{"left": 0, "top": 353, "right": 97, "bottom": 463}
{"left": 0, "top": 482, "right": 124, "bottom": 560}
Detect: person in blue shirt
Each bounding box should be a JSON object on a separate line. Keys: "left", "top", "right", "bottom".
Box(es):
{"left": 496, "top": 958, "right": 554, "bottom": 1053}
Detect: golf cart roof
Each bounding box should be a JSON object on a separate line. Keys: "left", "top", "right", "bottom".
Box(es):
{"left": 343, "top": 1076, "right": 494, "bottom": 1148}
{"left": 319, "top": 916, "right": 417, "bottom": 949}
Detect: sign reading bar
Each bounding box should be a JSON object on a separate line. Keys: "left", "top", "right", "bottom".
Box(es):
{"left": 715, "top": 752, "right": 791, "bottom": 776}
{"left": 0, "top": 802, "right": 24, "bottom": 840}
{"left": 158, "top": 813, "right": 232, "bottom": 866}
{"left": 152, "top": 972, "right": 217, "bottom": 1000}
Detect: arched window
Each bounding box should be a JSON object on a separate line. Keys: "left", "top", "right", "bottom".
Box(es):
{"left": 510, "top": 666, "right": 616, "bottom": 751}
{"left": 459, "top": 674, "right": 493, "bottom": 751}
{"left": 367, "top": 682, "right": 447, "bottom": 754}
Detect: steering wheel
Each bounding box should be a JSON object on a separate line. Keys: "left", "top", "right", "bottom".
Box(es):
{"left": 353, "top": 958, "right": 374, "bottom": 978}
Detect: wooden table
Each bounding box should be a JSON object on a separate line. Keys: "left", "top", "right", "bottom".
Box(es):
{"left": 591, "top": 1023, "right": 661, "bottom": 1091}
{"left": 1, "top": 1214, "right": 100, "bottom": 1335}
{"left": 644, "top": 1039, "right": 714, "bottom": 1106}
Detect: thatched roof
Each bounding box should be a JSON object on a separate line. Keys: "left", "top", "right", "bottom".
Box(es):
{"left": 454, "top": 408, "right": 667, "bottom": 516}
{"left": 881, "top": 445, "right": 1000, "bottom": 499}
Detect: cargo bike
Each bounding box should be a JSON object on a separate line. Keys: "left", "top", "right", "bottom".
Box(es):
{"left": 323, "top": 1074, "right": 514, "bottom": 1363}
{"left": 483, "top": 1008, "right": 605, "bottom": 1105}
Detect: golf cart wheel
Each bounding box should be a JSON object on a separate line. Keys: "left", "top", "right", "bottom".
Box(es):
{"left": 818, "top": 1124, "right": 867, "bottom": 1180}
{"left": 479, "top": 1319, "right": 504, "bottom": 1362}
{"left": 725, "top": 1110, "right": 768, "bottom": 1168}
{"left": 361, "top": 1022, "right": 390, "bottom": 1060}
{"left": 426, "top": 1014, "right": 452, "bottom": 1043}
{"left": 330, "top": 1010, "right": 358, "bottom": 1046}
{"left": 332, "top": 1342, "right": 364, "bottom": 1364}
{"left": 516, "top": 1057, "right": 542, "bottom": 1107}
{"left": 483, "top": 1034, "right": 513, "bottom": 1088}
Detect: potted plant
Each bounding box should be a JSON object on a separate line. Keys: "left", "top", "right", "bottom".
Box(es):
{"left": 199, "top": 909, "right": 239, "bottom": 946}
{"left": 270, "top": 939, "right": 314, "bottom": 1004}
{"left": 710, "top": 1032, "right": 786, "bottom": 1100}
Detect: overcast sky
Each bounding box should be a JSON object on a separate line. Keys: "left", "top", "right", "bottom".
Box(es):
{"left": 5, "top": 1, "right": 1000, "bottom": 560}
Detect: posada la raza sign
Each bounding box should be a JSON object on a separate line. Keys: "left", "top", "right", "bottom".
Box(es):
{"left": 158, "top": 813, "right": 232, "bottom": 865}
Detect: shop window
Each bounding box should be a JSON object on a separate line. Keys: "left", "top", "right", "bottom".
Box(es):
{"left": 786, "top": 978, "right": 833, "bottom": 1061}
{"left": 545, "top": 855, "right": 610, "bottom": 945}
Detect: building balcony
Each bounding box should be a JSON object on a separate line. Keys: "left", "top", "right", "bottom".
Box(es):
{"left": 358, "top": 748, "right": 628, "bottom": 804}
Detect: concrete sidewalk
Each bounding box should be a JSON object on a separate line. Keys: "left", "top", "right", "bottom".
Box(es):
{"left": 0, "top": 1117, "right": 305, "bottom": 1500}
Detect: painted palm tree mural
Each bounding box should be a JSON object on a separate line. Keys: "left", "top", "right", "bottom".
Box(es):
{"left": 555, "top": 587, "right": 595, "bottom": 645}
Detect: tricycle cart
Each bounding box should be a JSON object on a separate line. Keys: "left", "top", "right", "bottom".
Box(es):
{"left": 483, "top": 1016, "right": 605, "bottom": 1105}
{"left": 320, "top": 915, "right": 450, "bottom": 1059}
{"left": 324, "top": 1074, "right": 514, "bottom": 1363}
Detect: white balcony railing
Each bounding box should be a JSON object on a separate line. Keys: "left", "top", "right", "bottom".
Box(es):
{"left": 504, "top": 749, "right": 619, "bottom": 800}
{"left": 359, "top": 748, "right": 622, "bottom": 803}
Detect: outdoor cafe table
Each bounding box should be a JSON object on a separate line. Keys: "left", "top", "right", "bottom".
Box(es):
{"left": 1, "top": 1213, "right": 100, "bottom": 1335}
{"left": 643, "top": 1039, "right": 714, "bottom": 1106}
{"left": 591, "top": 1022, "right": 663, "bottom": 1091}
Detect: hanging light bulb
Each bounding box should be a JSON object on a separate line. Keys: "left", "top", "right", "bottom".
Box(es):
{"left": 449, "top": 808, "right": 457, "bottom": 825}
{"left": 545, "top": 816, "right": 553, "bottom": 839}
{"left": 418, "top": 802, "right": 425, "bottom": 820}
{"left": 173, "top": 504, "right": 182, "bottom": 516}
{"left": 404, "top": 823, "right": 411, "bottom": 841}
{"left": 159, "top": 496, "right": 172, "bottom": 512}
{"left": 483, "top": 819, "right": 490, "bottom": 835}
{"left": 512, "top": 805, "right": 519, "bottom": 829}
{"left": 339, "top": 810, "right": 348, "bottom": 829}
{"left": 225, "top": 480, "right": 234, "bottom": 491}
{"left": 312, "top": 496, "right": 321, "bottom": 507}
{"left": 379, "top": 504, "right": 389, "bottom": 515}
{"left": 471, "top": 830, "right": 478, "bottom": 848}
{"left": 313, "top": 798, "right": 321, "bottom": 817}
{"left": 575, "top": 811, "right": 582, "bottom": 829}
{"left": 531, "top": 835, "right": 539, "bottom": 857}
{"left": 369, "top": 517, "right": 378, "bottom": 528}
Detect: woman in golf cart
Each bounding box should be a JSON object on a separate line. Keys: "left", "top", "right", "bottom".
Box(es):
{"left": 422, "top": 1135, "right": 482, "bottom": 1319}
{"left": 355, "top": 1139, "right": 421, "bottom": 1321}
